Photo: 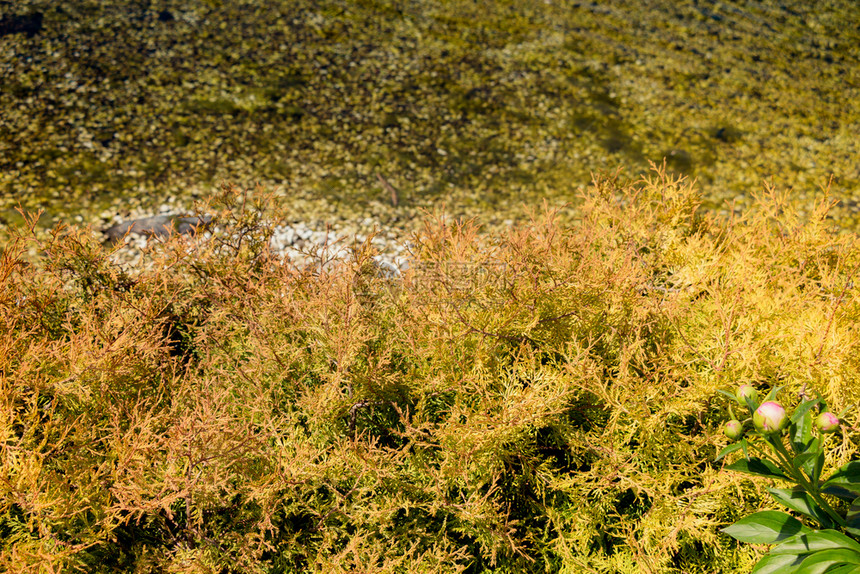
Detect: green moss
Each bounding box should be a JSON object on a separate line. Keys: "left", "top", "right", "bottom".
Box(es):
{"left": 185, "top": 97, "right": 244, "bottom": 116}
{"left": 0, "top": 0, "right": 858, "bottom": 233}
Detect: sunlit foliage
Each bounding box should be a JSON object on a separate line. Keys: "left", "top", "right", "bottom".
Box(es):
{"left": 1, "top": 169, "right": 858, "bottom": 572}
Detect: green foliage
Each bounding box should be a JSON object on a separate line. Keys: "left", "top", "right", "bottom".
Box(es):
{"left": 1, "top": 170, "right": 859, "bottom": 572}
{"left": 717, "top": 388, "right": 860, "bottom": 572}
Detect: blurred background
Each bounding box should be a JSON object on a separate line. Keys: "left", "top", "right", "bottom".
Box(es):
{"left": 1, "top": 0, "right": 858, "bottom": 236}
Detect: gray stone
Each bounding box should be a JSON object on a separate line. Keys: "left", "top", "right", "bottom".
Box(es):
{"left": 103, "top": 214, "right": 213, "bottom": 243}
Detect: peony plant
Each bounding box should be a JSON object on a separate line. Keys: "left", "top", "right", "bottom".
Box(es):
{"left": 716, "top": 385, "right": 859, "bottom": 573}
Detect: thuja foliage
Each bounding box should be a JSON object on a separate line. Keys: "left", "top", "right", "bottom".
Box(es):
{"left": 1, "top": 169, "right": 859, "bottom": 572}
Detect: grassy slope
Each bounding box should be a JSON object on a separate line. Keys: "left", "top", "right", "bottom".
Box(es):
{"left": 0, "top": 0, "right": 858, "bottom": 232}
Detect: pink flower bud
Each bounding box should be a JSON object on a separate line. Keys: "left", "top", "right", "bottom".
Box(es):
{"left": 753, "top": 401, "right": 787, "bottom": 434}
{"left": 724, "top": 420, "right": 744, "bottom": 441}
{"left": 736, "top": 384, "right": 759, "bottom": 406}
{"left": 815, "top": 412, "right": 839, "bottom": 434}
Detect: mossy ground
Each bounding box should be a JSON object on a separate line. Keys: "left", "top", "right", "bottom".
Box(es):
{"left": 1, "top": 0, "right": 859, "bottom": 235}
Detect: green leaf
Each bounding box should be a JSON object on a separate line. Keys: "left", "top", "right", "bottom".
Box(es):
{"left": 722, "top": 511, "right": 811, "bottom": 544}
{"left": 751, "top": 552, "right": 804, "bottom": 574}
{"left": 716, "top": 441, "right": 745, "bottom": 462}
{"left": 819, "top": 565, "right": 860, "bottom": 574}
{"left": 765, "top": 385, "right": 784, "bottom": 403}
{"left": 822, "top": 463, "right": 860, "bottom": 500}
{"left": 791, "top": 408, "right": 815, "bottom": 455}
{"left": 771, "top": 530, "right": 860, "bottom": 556}
{"left": 745, "top": 394, "right": 759, "bottom": 414}
{"left": 794, "top": 548, "right": 860, "bottom": 574}
{"left": 791, "top": 400, "right": 821, "bottom": 424}
{"left": 823, "top": 485, "right": 860, "bottom": 502}
{"left": 795, "top": 452, "right": 819, "bottom": 469}
{"left": 847, "top": 497, "right": 860, "bottom": 532}
{"left": 744, "top": 397, "right": 759, "bottom": 415}
{"left": 726, "top": 457, "right": 790, "bottom": 480}
{"left": 823, "top": 462, "right": 860, "bottom": 497}
{"left": 719, "top": 388, "right": 740, "bottom": 403}
{"left": 812, "top": 448, "right": 826, "bottom": 484}
{"left": 826, "top": 461, "right": 860, "bottom": 483}
{"left": 768, "top": 487, "right": 836, "bottom": 529}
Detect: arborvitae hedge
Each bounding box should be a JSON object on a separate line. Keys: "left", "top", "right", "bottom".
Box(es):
{"left": 1, "top": 168, "right": 858, "bottom": 573}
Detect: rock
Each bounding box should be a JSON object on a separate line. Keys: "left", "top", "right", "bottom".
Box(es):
{"left": 665, "top": 149, "right": 693, "bottom": 173}
{"left": 713, "top": 126, "right": 742, "bottom": 143}
{"left": 0, "top": 12, "right": 43, "bottom": 38}
{"left": 103, "top": 214, "right": 213, "bottom": 244}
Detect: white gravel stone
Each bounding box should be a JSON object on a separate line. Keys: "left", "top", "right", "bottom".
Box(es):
{"left": 105, "top": 204, "right": 412, "bottom": 276}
